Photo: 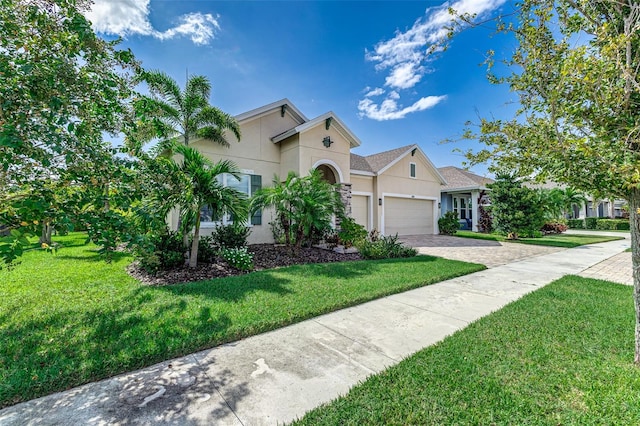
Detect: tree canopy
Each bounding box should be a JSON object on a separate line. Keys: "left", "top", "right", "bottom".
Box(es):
{"left": 0, "top": 0, "right": 139, "bottom": 265}
{"left": 454, "top": 0, "right": 640, "bottom": 364}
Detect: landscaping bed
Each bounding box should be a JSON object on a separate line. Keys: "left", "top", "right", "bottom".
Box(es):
{"left": 129, "top": 244, "right": 362, "bottom": 285}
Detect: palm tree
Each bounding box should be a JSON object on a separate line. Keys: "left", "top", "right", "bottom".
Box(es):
{"left": 251, "top": 169, "right": 343, "bottom": 252}
{"left": 171, "top": 144, "right": 248, "bottom": 268}
{"left": 135, "top": 70, "right": 241, "bottom": 152}
{"left": 562, "top": 187, "right": 587, "bottom": 219}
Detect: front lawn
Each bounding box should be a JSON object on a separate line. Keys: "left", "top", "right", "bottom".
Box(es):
{"left": 0, "top": 233, "right": 485, "bottom": 408}
{"left": 296, "top": 276, "right": 640, "bottom": 424}
{"left": 455, "top": 230, "right": 623, "bottom": 248}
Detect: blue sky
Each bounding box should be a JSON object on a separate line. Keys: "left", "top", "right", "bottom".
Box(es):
{"left": 86, "top": 0, "right": 520, "bottom": 176}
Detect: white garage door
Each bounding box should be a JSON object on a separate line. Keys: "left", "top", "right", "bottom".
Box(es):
{"left": 384, "top": 197, "right": 433, "bottom": 236}
{"left": 351, "top": 195, "right": 369, "bottom": 230}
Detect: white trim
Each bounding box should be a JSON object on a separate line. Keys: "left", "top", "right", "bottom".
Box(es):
{"left": 235, "top": 98, "right": 307, "bottom": 124}
{"left": 350, "top": 170, "right": 375, "bottom": 176}
{"left": 380, "top": 193, "right": 438, "bottom": 235}
{"left": 312, "top": 159, "right": 345, "bottom": 183}
{"left": 351, "top": 191, "right": 374, "bottom": 231}
{"left": 271, "top": 111, "right": 362, "bottom": 148}
{"left": 377, "top": 145, "right": 447, "bottom": 185}
{"left": 442, "top": 185, "right": 489, "bottom": 193}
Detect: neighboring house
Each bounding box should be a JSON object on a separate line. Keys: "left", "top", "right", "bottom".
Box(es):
{"left": 438, "top": 166, "right": 494, "bottom": 232}
{"left": 170, "top": 99, "right": 446, "bottom": 243}
{"left": 527, "top": 181, "right": 626, "bottom": 219}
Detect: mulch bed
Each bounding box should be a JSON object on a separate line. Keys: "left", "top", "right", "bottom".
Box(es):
{"left": 128, "top": 244, "right": 362, "bottom": 286}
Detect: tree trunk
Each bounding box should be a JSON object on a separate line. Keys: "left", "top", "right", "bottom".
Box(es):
{"left": 630, "top": 188, "right": 640, "bottom": 366}
{"left": 39, "top": 221, "right": 52, "bottom": 245}
{"left": 188, "top": 212, "right": 200, "bottom": 268}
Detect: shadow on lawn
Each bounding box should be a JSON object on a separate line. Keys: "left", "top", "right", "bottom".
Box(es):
{"left": 0, "top": 292, "right": 238, "bottom": 409}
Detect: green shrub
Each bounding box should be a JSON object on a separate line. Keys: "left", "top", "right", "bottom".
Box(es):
{"left": 585, "top": 217, "right": 598, "bottom": 229}
{"left": 338, "top": 217, "right": 368, "bottom": 247}
{"left": 438, "top": 211, "right": 461, "bottom": 235}
{"left": 212, "top": 223, "right": 251, "bottom": 249}
{"left": 135, "top": 230, "right": 185, "bottom": 273}
{"left": 596, "top": 219, "right": 630, "bottom": 230}
{"left": 196, "top": 235, "right": 217, "bottom": 262}
{"left": 220, "top": 247, "right": 254, "bottom": 271}
{"left": 567, "top": 218, "right": 584, "bottom": 229}
{"left": 356, "top": 233, "right": 417, "bottom": 260}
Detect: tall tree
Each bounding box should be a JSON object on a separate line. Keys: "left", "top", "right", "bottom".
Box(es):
{"left": 488, "top": 174, "right": 546, "bottom": 238}
{"left": 456, "top": 1, "right": 640, "bottom": 363}
{"left": 169, "top": 144, "right": 248, "bottom": 268}
{"left": 133, "top": 71, "right": 241, "bottom": 152}
{"left": 0, "top": 0, "right": 138, "bottom": 266}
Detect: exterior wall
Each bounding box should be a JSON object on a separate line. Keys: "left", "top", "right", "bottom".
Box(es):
{"left": 376, "top": 155, "right": 441, "bottom": 197}
{"left": 377, "top": 154, "right": 441, "bottom": 235}
{"left": 176, "top": 108, "right": 303, "bottom": 245}
{"left": 350, "top": 175, "right": 373, "bottom": 193}
{"left": 298, "top": 124, "right": 351, "bottom": 183}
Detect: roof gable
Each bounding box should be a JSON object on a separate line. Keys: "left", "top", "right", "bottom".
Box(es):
{"left": 350, "top": 144, "right": 446, "bottom": 184}
{"left": 235, "top": 98, "right": 307, "bottom": 125}
{"left": 271, "top": 111, "right": 361, "bottom": 148}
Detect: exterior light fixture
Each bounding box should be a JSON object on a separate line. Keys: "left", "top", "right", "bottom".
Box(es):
{"left": 322, "top": 136, "right": 333, "bottom": 148}
{"left": 378, "top": 198, "right": 382, "bottom": 206}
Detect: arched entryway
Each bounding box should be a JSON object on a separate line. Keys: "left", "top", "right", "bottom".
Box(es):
{"left": 316, "top": 164, "right": 337, "bottom": 184}
{"left": 312, "top": 160, "right": 351, "bottom": 223}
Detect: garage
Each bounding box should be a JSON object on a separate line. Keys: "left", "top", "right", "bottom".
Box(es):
{"left": 351, "top": 194, "right": 370, "bottom": 230}
{"left": 384, "top": 197, "right": 434, "bottom": 236}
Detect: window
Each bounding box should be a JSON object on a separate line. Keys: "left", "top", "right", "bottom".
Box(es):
{"left": 410, "top": 162, "right": 416, "bottom": 178}
{"left": 452, "top": 196, "right": 472, "bottom": 220}
{"left": 201, "top": 173, "right": 262, "bottom": 226}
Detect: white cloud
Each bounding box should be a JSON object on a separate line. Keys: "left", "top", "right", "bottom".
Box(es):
{"left": 385, "top": 61, "right": 425, "bottom": 90}
{"left": 359, "top": 0, "right": 505, "bottom": 120}
{"left": 358, "top": 95, "right": 447, "bottom": 121}
{"left": 365, "top": 87, "right": 385, "bottom": 97}
{"left": 85, "top": 0, "right": 220, "bottom": 45}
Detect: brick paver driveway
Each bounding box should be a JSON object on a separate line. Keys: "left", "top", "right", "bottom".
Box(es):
{"left": 399, "top": 234, "right": 564, "bottom": 268}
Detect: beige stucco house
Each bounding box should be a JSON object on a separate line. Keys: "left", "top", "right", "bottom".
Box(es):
{"left": 171, "top": 99, "right": 446, "bottom": 244}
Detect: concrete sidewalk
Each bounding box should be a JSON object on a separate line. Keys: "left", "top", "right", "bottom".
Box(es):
{"left": 0, "top": 237, "right": 630, "bottom": 425}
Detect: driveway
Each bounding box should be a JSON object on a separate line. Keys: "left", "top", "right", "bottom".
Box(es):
{"left": 399, "top": 234, "right": 564, "bottom": 268}
{"left": 401, "top": 232, "right": 633, "bottom": 285}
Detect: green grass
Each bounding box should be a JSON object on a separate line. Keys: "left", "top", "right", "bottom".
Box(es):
{"left": 455, "top": 230, "right": 623, "bottom": 248}
{"left": 0, "top": 233, "right": 485, "bottom": 408}
{"left": 296, "top": 276, "right": 640, "bottom": 425}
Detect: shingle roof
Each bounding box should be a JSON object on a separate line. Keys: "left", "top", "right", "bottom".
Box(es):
{"left": 350, "top": 153, "right": 374, "bottom": 173}
{"left": 438, "top": 166, "right": 494, "bottom": 191}
{"left": 350, "top": 144, "right": 415, "bottom": 173}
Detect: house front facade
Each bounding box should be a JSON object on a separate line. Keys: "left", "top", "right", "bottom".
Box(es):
{"left": 170, "top": 99, "right": 446, "bottom": 243}
{"left": 438, "top": 166, "right": 494, "bottom": 232}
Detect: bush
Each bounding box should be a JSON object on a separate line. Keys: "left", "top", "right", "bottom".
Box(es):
{"left": 337, "top": 217, "right": 367, "bottom": 247}
{"left": 211, "top": 223, "right": 251, "bottom": 249}
{"left": 585, "top": 217, "right": 598, "bottom": 229}
{"left": 220, "top": 247, "right": 254, "bottom": 271}
{"left": 567, "top": 219, "right": 584, "bottom": 229}
{"left": 541, "top": 221, "right": 568, "bottom": 235}
{"left": 136, "top": 230, "right": 184, "bottom": 273}
{"left": 356, "top": 232, "right": 417, "bottom": 260}
{"left": 196, "top": 235, "right": 217, "bottom": 263}
{"left": 438, "top": 211, "right": 460, "bottom": 235}
{"left": 596, "top": 219, "right": 630, "bottom": 230}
